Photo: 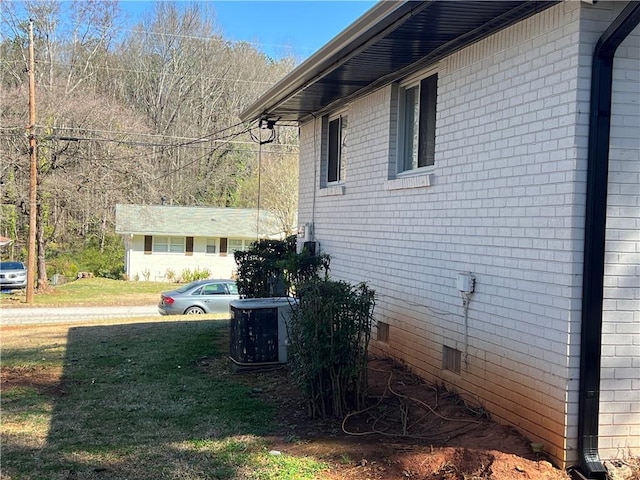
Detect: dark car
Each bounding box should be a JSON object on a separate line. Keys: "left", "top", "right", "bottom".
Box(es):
{"left": 0, "top": 261, "right": 28, "bottom": 289}
{"left": 158, "top": 279, "right": 239, "bottom": 315}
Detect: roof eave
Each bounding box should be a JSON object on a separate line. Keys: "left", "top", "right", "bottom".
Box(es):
{"left": 240, "top": 0, "right": 420, "bottom": 123}
{"left": 241, "top": 1, "right": 560, "bottom": 125}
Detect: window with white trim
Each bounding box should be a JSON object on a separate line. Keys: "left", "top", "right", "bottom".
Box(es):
{"left": 153, "top": 236, "right": 185, "bottom": 253}
{"left": 328, "top": 114, "right": 347, "bottom": 183}
{"left": 206, "top": 238, "right": 217, "bottom": 254}
{"left": 228, "top": 239, "right": 249, "bottom": 253}
{"left": 321, "top": 111, "right": 348, "bottom": 187}
{"left": 397, "top": 73, "right": 437, "bottom": 173}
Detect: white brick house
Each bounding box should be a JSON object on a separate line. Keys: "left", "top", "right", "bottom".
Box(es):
{"left": 242, "top": 1, "right": 639, "bottom": 476}
{"left": 115, "top": 205, "right": 286, "bottom": 281}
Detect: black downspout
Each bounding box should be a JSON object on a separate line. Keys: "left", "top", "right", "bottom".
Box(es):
{"left": 576, "top": 2, "right": 640, "bottom": 479}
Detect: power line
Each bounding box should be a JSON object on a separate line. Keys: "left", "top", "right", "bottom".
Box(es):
{"left": 1, "top": 128, "right": 299, "bottom": 153}
{"left": 1, "top": 24, "right": 307, "bottom": 58}
{"left": 17, "top": 61, "right": 280, "bottom": 86}
{"left": 45, "top": 124, "right": 247, "bottom": 142}
{"left": 0, "top": 121, "right": 259, "bottom": 164}
{"left": 44, "top": 121, "right": 294, "bottom": 167}
{"left": 1, "top": 20, "right": 309, "bottom": 54}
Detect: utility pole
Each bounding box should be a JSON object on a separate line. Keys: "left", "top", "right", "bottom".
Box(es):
{"left": 26, "top": 19, "right": 37, "bottom": 304}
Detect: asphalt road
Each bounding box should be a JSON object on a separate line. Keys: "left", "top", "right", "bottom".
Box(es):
{"left": 0, "top": 305, "right": 159, "bottom": 325}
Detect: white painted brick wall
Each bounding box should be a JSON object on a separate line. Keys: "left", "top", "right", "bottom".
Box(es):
{"left": 600, "top": 11, "right": 640, "bottom": 461}
{"left": 296, "top": 1, "right": 638, "bottom": 468}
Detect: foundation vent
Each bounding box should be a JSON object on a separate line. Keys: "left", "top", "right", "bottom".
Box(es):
{"left": 443, "top": 345, "right": 461, "bottom": 374}
{"left": 377, "top": 321, "right": 390, "bottom": 343}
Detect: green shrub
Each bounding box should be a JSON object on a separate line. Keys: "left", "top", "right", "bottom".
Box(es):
{"left": 287, "top": 279, "right": 375, "bottom": 419}
{"left": 46, "top": 257, "right": 79, "bottom": 279}
{"left": 281, "top": 248, "right": 331, "bottom": 293}
{"left": 234, "top": 236, "right": 329, "bottom": 298}
{"left": 234, "top": 237, "right": 295, "bottom": 298}
{"left": 165, "top": 269, "right": 178, "bottom": 282}
{"left": 181, "top": 267, "right": 211, "bottom": 283}
{"left": 234, "top": 236, "right": 373, "bottom": 419}
{"left": 46, "top": 234, "right": 125, "bottom": 280}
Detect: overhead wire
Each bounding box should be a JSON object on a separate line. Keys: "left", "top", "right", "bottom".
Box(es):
{"left": 1, "top": 121, "right": 298, "bottom": 182}
{"left": 81, "top": 119, "right": 295, "bottom": 193}
{"left": 33, "top": 121, "right": 256, "bottom": 165}
{"left": 84, "top": 140, "right": 230, "bottom": 194}
{"left": 0, "top": 121, "right": 258, "bottom": 190}
{"left": 113, "top": 26, "right": 312, "bottom": 54}
{"left": 19, "top": 63, "right": 279, "bottom": 86}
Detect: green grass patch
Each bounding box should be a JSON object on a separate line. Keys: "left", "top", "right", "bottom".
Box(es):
{"left": 1, "top": 277, "right": 169, "bottom": 306}
{"left": 1, "top": 320, "right": 327, "bottom": 479}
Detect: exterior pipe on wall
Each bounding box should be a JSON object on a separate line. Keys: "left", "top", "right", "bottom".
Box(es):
{"left": 576, "top": 2, "right": 640, "bottom": 479}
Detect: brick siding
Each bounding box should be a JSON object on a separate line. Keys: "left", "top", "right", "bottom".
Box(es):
{"left": 297, "top": 1, "right": 638, "bottom": 468}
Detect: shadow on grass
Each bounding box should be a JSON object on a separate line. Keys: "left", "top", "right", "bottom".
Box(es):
{"left": 2, "top": 320, "right": 311, "bottom": 479}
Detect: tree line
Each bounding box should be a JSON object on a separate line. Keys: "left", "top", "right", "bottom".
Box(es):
{"left": 0, "top": 1, "right": 298, "bottom": 286}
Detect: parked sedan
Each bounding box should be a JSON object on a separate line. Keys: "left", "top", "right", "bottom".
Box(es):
{"left": 0, "top": 261, "right": 28, "bottom": 290}
{"left": 158, "top": 279, "right": 239, "bottom": 315}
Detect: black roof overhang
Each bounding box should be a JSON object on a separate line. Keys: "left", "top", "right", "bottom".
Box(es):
{"left": 241, "top": 0, "right": 560, "bottom": 125}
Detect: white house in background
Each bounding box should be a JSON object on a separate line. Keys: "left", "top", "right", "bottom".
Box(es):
{"left": 115, "top": 204, "right": 286, "bottom": 281}
{"left": 241, "top": 1, "right": 639, "bottom": 476}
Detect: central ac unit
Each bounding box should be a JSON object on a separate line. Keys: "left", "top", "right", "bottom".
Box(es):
{"left": 229, "top": 297, "right": 297, "bottom": 366}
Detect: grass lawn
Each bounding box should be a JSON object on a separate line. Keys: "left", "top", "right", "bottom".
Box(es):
{"left": 1, "top": 319, "right": 326, "bottom": 479}
{"left": 1, "top": 277, "right": 171, "bottom": 307}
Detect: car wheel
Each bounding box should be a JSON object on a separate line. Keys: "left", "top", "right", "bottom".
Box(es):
{"left": 184, "top": 306, "right": 205, "bottom": 315}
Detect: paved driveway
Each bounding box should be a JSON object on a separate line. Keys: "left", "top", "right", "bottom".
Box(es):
{"left": 0, "top": 305, "right": 159, "bottom": 325}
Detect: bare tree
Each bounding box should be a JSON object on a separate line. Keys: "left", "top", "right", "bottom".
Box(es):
{"left": 0, "top": 0, "right": 298, "bottom": 281}
{"left": 235, "top": 126, "right": 299, "bottom": 235}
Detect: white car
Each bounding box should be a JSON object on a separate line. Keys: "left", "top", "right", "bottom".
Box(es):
{"left": 0, "top": 261, "right": 28, "bottom": 290}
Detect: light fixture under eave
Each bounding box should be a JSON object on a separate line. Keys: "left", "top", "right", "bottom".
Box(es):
{"left": 258, "top": 116, "right": 278, "bottom": 129}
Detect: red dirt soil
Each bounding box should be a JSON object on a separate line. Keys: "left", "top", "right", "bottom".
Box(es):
{"left": 233, "top": 357, "right": 574, "bottom": 480}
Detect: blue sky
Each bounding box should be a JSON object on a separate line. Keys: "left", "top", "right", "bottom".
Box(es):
{"left": 120, "top": 1, "right": 377, "bottom": 60}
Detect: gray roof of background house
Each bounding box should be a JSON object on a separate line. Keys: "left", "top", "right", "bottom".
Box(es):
{"left": 115, "top": 204, "right": 285, "bottom": 238}
{"left": 241, "top": 0, "right": 559, "bottom": 124}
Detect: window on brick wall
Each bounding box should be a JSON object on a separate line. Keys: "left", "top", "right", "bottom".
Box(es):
{"left": 321, "top": 111, "right": 348, "bottom": 187}
{"left": 397, "top": 73, "right": 437, "bottom": 173}
{"left": 153, "top": 236, "right": 185, "bottom": 253}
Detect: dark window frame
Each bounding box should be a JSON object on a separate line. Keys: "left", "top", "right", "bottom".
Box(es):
{"left": 144, "top": 235, "right": 152, "bottom": 255}
{"left": 399, "top": 73, "right": 437, "bottom": 173}
{"left": 323, "top": 112, "right": 348, "bottom": 185}
{"left": 186, "top": 237, "right": 194, "bottom": 256}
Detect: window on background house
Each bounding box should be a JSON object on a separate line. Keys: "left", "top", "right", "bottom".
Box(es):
{"left": 169, "top": 237, "right": 184, "bottom": 252}
{"left": 144, "top": 236, "right": 152, "bottom": 255}
{"left": 398, "top": 73, "right": 437, "bottom": 173}
{"left": 228, "top": 239, "right": 247, "bottom": 253}
{"left": 206, "top": 238, "right": 217, "bottom": 254}
{"left": 153, "top": 236, "right": 168, "bottom": 252}
{"left": 153, "top": 236, "right": 185, "bottom": 253}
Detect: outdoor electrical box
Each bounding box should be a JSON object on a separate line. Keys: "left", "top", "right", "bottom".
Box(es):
{"left": 456, "top": 272, "right": 475, "bottom": 294}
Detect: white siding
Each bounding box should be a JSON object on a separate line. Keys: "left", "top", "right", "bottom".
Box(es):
{"left": 297, "top": 1, "right": 639, "bottom": 468}
{"left": 601, "top": 16, "right": 640, "bottom": 461}
{"left": 125, "top": 235, "right": 237, "bottom": 281}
